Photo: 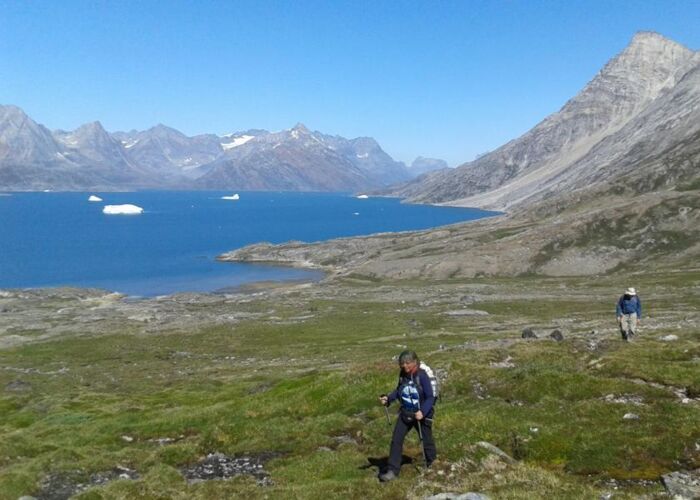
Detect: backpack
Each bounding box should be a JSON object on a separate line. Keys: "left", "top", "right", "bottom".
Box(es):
{"left": 419, "top": 362, "right": 440, "bottom": 401}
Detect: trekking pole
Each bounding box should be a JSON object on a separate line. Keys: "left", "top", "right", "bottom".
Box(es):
{"left": 380, "top": 394, "right": 391, "bottom": 426}
{"left": 416, "top": 417, "right": 428, "bottom": 468}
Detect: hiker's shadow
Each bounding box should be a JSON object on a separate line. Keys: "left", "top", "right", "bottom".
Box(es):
{"left": 360, "top": 455, "right": 414, "bottom": 473}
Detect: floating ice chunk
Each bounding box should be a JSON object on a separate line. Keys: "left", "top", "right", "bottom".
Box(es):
{"left": 353, "top": 212, "right": 360, "bottom": 216}
{"left": 103, "top": 204, "right": 143, "bottom": 215}
{"left": 221, "top": 194, "right": 240, "bottom": 200}
{"left": 88, "top": 195, "right": 103, "bottom": 202}
{"left": 356, "top": 194, "right": 369, "bottom": 199}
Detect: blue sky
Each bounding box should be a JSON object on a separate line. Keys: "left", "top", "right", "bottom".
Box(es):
{"left": 1, "top": 1, "right": 698, "bottom": 166}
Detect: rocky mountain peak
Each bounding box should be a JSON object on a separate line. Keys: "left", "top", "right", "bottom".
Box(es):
{"left": 0, "top": 105, "right": 43, "bottom": 137}
{"left": 73, "top": 121, "right": 109, "bottom": 138}
{"left": 0, "top": 104, "right": 61, "bottom": 163}
{"left": 291, "top": 123, "right": 310, "bottom": 132}
{"left": 0, "top": 104, "right": 29, "bottom": 122}
{"left": 627, "top": 31, "right": 692, "bottom": 55}
{"left": 289, "top": 123, "right": 312, "bottom": 139}
{"left": 349, "top": 136, "right": 380, "bottom": 151}
{"left": 593, "top": 31, "right": 696, "bottom": 104}
{"left": 147, "top": 123, "right": 187, "bottom": 139}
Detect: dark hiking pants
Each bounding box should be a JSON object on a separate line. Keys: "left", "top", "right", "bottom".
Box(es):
{"left": 387, "top": 415, "right": 436, "bottom": 474}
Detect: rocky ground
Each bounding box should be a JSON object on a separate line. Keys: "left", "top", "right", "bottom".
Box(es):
{"left": 1, "top": 266, "right": 699, "bottom": 498}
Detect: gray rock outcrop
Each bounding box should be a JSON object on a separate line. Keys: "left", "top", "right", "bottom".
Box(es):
{"left": 549, "top": 329, "right": 564, "bottom": 341}
{"left": 661, "top": 469, "right": 700, "bottom": 499}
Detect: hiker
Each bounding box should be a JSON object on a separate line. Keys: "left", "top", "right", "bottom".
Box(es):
{"left": 377, "top": 350, "right": 436, "bottom": 482}
{"left": 616, "top": 287, "right": 642, "bottom": 341}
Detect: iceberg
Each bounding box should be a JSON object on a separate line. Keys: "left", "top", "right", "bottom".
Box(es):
{"left": 221, "top": 193, "right": 240, "bottom": 200}
{"left": 88, "top": 195, "right": 103, "bottom": 202}
{"left": 356, "top": 194, "right": 369, "bottom": 199}
{"left": 103, "top": 204, "right": 144, "bottom": 215}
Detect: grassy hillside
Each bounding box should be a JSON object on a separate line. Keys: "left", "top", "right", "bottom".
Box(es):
{"left": 1, "top": 271, "right": 699, "bottom": 498}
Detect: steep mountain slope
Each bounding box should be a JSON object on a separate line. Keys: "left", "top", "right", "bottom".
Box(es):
{"left": 52, "top": 121, "right": 157, "bottom": 188}
{"left": 0, "top": 105, "right": 62, "bottom": 165}
{"left": 387, "top": 32, "right": 698, "bottom": 210}
{"left": 0, "top": 105, "right": 79, "bottom": 189}
{"left": 321, "top": 134, "right": 410, "bottom": 186}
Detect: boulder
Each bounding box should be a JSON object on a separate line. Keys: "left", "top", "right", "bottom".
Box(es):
{"left": 476, "top": 441, "right": 516, "bottom": 464}
{"left": 549, "top": 329, "right": 564, "bottom": 341}
{"left": 521, "top": 328, "right": 537, "bottom": 339}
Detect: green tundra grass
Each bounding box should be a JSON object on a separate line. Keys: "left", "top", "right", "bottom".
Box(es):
{"left": 1, "top": 270, "right": 698, "bottom": 499}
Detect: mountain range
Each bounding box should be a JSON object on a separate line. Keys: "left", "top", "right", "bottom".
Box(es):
{"left": 0, "top": 108, "right": 446, "bottom": 192}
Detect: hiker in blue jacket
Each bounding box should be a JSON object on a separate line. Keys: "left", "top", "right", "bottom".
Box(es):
{"left": 377, "top": 350, "right": 436, "bottom": 482}
{"left": 617, "top": 287, "right": 642, "bottom": 341}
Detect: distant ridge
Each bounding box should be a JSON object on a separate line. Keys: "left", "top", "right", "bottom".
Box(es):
{"left": 0, "top": 109, "right": 419, "bottom": 191}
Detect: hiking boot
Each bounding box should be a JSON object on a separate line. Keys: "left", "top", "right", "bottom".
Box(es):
{"left": 379, "top": 470, "right": 397, "bottom": 482}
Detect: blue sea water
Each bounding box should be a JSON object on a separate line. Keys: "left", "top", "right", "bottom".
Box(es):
{"left": 0, "top": 192, "right": 498, "bottom": 296}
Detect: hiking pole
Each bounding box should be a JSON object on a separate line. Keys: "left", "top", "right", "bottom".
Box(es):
{"left": 380, "top": 394, "right": 391, "bottom": 426}
{"left": 416, "top": 417, "right": 428, "bottom": 468}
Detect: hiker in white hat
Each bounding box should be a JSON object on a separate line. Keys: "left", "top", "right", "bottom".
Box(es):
{"left": 616, "top": 287, "right": 642, "bottom": 341}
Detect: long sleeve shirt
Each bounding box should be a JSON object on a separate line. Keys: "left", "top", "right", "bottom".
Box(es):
{"left": 616, "top": 295, "right": 642, "bottom": 318}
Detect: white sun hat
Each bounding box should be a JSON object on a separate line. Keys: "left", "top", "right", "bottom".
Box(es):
{"left": 625, "top": 287, "right": 636, "bottom": 295}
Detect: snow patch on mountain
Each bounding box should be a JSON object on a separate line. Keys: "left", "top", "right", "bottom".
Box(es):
{"left": 221, "top": 135, "right": 254, "bottom": 150}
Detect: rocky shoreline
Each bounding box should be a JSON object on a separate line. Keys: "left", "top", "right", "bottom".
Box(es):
{"left": 218, "top": 189, "right": 699, "bottom": 280}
